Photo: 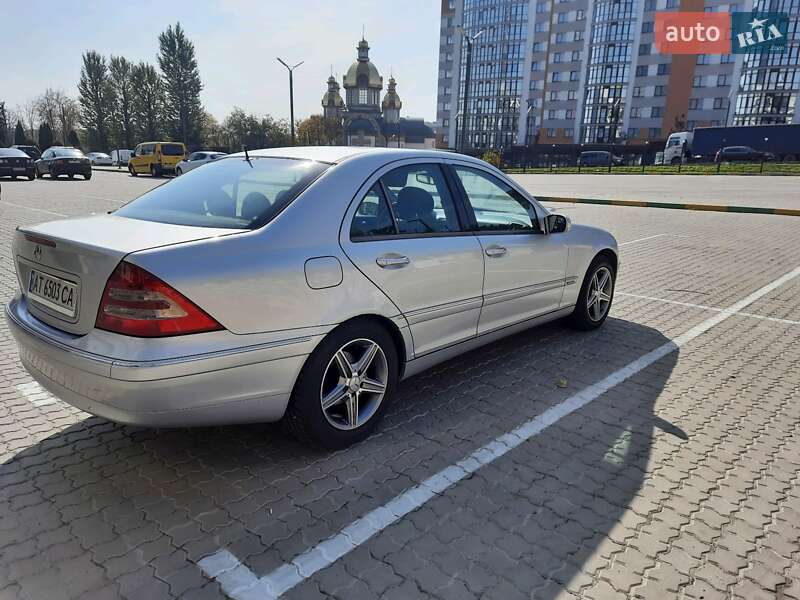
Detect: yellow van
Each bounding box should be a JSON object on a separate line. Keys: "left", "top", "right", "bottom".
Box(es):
{"left": 128, "top": 142, "right": 187, "bottom": 177}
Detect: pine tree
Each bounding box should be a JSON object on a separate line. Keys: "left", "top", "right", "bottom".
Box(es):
{"left": 0, "top": 102, "right": 8, "bottom": 146}
{"left": 131, "top": 62, "right": 163, "bottom": 141}
{"left": 14, "top": 121, "right": 25, "bottom": 145}
{"left": 158, "top": 23, "right": 204, "bottom": 146}
{"left": 38, "top": 123, "right": 54, "bottom": 150}
{"left": 78, "top": 51, "right": 115, "bottom": 152}
{"left": 109, "top": 56, "right": 135, "bottom": 148}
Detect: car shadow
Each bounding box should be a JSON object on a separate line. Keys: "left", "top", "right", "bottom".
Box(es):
{"left": 0, "top": 316, "right": 677, "bottom": 598}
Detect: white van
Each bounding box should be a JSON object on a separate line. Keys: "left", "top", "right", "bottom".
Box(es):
{"left": 110, "top": 149, "right": 134, "bottom": 166}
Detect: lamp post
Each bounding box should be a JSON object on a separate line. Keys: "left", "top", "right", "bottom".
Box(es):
{"left": 456, "top": 26, "right": 485, "bottom": 154}
{"left": 277, "top": 57, "right": 304, "bottom": 145}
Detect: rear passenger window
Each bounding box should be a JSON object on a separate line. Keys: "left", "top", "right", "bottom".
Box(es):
{"left": 350, "top": 184, "right": 396, "bottom": 239}
{"left": 380, "top": 164, "right": 461, "bottom": 234}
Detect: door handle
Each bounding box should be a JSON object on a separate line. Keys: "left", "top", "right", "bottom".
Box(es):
{"left": 485, "top": 246, "right": 508, "bottom": 258}
{"left": 376, "top": 255, "right": 410, "bottom": 268}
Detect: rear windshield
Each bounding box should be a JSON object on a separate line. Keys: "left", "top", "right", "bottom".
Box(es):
{"left": 115, "top": 156, "right": 330, "bottom": 229}
{"left": 53, "top": 148, "right": 85, "bottom": 158}
{"left": 0, "top": 148, "right": 28, "bottom": 157}
{"left": 161, "top": 144, "right": 185, "bottom": 156}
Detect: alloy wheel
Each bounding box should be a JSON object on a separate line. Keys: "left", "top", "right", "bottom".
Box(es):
{"left": 319, "top": 338, "right": 388, "bottom": 431}
{"left": 587, "top": 266, "right": 613, "bottom": 322}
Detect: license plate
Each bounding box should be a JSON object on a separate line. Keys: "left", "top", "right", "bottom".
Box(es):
{"left": 69, "top": 159, "right": 80, "bottom": 164}
{"left": 13, "top": 167, "right": 25, "bottom": 172}
{"left": 27, "top": 270, "right": 78, "bottom": 318}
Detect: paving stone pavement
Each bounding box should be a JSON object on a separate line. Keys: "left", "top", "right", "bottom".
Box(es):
{"left": 0, "top": 172, "right": 798, "bottom": 599}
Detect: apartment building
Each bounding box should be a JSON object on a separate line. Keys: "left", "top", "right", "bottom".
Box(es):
{"left": 435, "top": 0, "right": 800, "bottom": 149}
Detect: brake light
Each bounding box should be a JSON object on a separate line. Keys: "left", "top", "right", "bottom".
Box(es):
{"left": 96, "top": 262, "right": 223, "bottom": 337}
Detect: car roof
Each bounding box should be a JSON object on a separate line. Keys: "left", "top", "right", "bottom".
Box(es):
{"left": 232, "top": 146, "right": 471, "bottom": 165}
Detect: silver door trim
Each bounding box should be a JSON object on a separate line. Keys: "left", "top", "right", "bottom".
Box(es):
{"left": 482, "top": 278, "right": 567, "bottom": 308}
{"left": 403, "top": 296, "right": 484, "bottom": 326}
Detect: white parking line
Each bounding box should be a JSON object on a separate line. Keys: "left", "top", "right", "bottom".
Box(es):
{"left": 618, "top": 234, "right": 691, "bottom": 246}
{"left": 15, "top": 381, "right": 58, "bottom": 407}
{"left": 618, "top": 292, "right": 800, "bottom": 326}
{"left": 0, "top": 200, "right": 68, "bottom": 218}
{"left": 198, "top": 266, "right": 800, "bottom": 600}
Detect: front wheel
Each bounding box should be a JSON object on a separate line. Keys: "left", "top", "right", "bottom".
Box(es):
{"left": 35, "top": 168, "right": 42, "bottom": 179}
{"left": 129, "top": 164, "right": 137, "bottom": 177}
{"left": 176, "top": 167, "right": 183, "bottom": 176}
{"left": 569, "top": 256, "right": 615, "bottom": 330}
{"left": 283, "top": 320, "right": 399, "bottom": 449}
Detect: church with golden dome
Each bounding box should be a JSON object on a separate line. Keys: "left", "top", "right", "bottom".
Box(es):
{"left": 322, "top": 38, "right": 435, "bottom": 148}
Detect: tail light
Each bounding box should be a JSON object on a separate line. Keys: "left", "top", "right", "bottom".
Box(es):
{"left": 96, "top": 262, "right": 223, "bottom": 337}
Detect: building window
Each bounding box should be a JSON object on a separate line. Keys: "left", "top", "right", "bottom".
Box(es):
{"left": 548, "top": 109, "right": 557, "bottom": 119}
{"left": 651, "top": 106, "right": 663, "bottom": 118}
{"left": 642, "top": 21, "right": 654, "bottom": 33}
{"left": 552, "top": 71, "right": 561, "bottom": 82}
{"left": 550, "top": 90, "right": 558, "bottom": 100}
{"left": 693, "top": 76, "right": 704, "bottom": 87}
{"left": 688, "top": 98, "right": 699, "bottom": 110}
{"left": 704, "top": 4, "right": 714, "bottom": 10}
{"left": 557, "top": 12, "right": 568, "bottom": 23}
{"left": 533, "top": 42, "right": 543, "bottom": 52}
{"left": 546, "top": 128, "right": 555, "bottom": 137}
{"left": 537, "top": 2, "right": 548, "bottom": 12}
{"left": 666, "top": 0, "right": 679, "bottom": 7}
{"left": 535, "top": 22, "right": 546, "bottom": 33}
{"left": 630, "top": 107, "right": 641, "bottom": 118}
{"left": 571, "top": 50, "right": 581, "bottom": 61}
{"left": 633, "top": 86, "right": 642, "bottom": 97}
{"left": 713, "top": 97, "right": 724, "bottom": 109}
{"left": 649, "top": 127, "right": 661, "bottom": 137}
{"left": 568, "top": 90, "right": 576, "bottom": 100}
{"left": 636, "top": 65, "right": 648, "bottom": 77}
{"left": 442, "top": 118, "right": 449, "bottom": 127}
{"left": 687, "top": 120, "right": 696, "bottom": 130}
{"left": 720, "top": 54, "right": 734, "bottom": 64}
{"left": 565, "top": 128, "right": 574, "bottom": 137}
{"left": 639, "top": 43, "right": 651, "bottom": 56}
{"left": 446, "top": 35, "right": 453, "bottom": 45}
{"left": 627, "top": 127, "right": 638, "bottom": 138}
{"left": 657, "top": 63, "right": 671, "bottom": 75}
{"left": 697, "top": 54, "right": 710, "bottom": 65}
{"left": 555, "top": 32, "right": 566, "bottom": 43}
{"left": 645, "top": 0, "right": 656, "bottom": 9}
{"left": 444, "top": 102, "right": 451, "bottom": 110}
{"left": 717, "top": 74, "right": 728, "bottom": 86}
{"left": 566, "top": 109, "right": 575, "bottom": 119}
{"left": 359, "top": 89, "right": 368, "bottom": 104}
{"left": 577, "top": 9, "right": 585, "bottom": 19}
{"left": 654, "top": 85, "right": 666, "bottom": 96}
{"left": 553, "top": 52, "right": 562, "bottom": 63}
{"left": 570, "top": 71, "right": 579, "bottom": 81}
{"left": 531, "top": 61, "right": 540, "bottom": 71}
{"left": 574, "top": 30, "right": 583, "bottom": 41}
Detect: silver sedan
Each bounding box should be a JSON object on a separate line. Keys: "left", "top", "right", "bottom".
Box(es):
{"left": 6, "top": 147, "right": 618, "bottom": 448}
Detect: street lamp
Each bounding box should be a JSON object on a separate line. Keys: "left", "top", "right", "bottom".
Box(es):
{"left": 456, "top": 26, "right": 485, "bottom": 154}
{"left": 277, "top": 57, "right": 304, "bottom": 145}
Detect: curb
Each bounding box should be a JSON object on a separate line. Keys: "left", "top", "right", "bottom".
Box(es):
{"left": 539, "top": 197, "right": 800, "bottom": 217}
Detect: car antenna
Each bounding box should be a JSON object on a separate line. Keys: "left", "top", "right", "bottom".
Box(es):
{"left": 242, "top": 144, "right": 251, "bottom": 164}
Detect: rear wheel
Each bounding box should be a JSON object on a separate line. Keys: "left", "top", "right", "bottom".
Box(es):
{"left": 68, "top": 173, "right": 74, "bottom": 179}
{"left": 569, "top": 256, "right": 615, "bottom": 330}
{"left": 27, "top": 173, "right": 35, "bottom": 181}
{"left": 670, "top": 157, "right": 681, "bottom": 166}
{"left": 150, "top": 164, "right": 160, "bottom": 178}
{"left": 283, "top": 320, "right": 398, "bottom": 449}
{"left": 84, "top": 172, "right": 92, "bottom": 180}
{"left": 35, "top": 168, "right": 42, "bottom": 179}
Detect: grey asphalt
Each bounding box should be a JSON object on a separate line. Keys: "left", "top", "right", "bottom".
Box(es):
{"left": 511, "top": 173, "right": 800, "bottom": 209}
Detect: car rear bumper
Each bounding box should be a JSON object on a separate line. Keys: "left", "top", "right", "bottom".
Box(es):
{"left": 0, "top": 167, "right": 35, "bottom": 177}
{"left": 5, "top": 296, "right": 310, "bottom": 427}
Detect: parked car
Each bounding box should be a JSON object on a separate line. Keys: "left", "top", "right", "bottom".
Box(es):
{"left": 11, "top": 145, "right": 42, "bottom": 160}
{"left": 5, "top": 147, "right": 618, "bottom": 449}
{"left": 0, "top": 147, "right": 36, "bottom": 180}
{"left": 176, "top": 151, "right": 227, "bottom": 175}
{"left": 110, "top": 149, "right": 133, "bottom": 166}
{"left": 714, "top": 146, "right": 775, "bottom": 163}
{"left": 86, "top": 152, "right": 114, "bottom": 166}
{"left": 128, "top": 142, "right": 186, "bottom": 177}
{"left": 35, "top": 147, "right": 92, "bottom": 180}
{"left": 578, "top": 151, "right": 623, "bottom": 167}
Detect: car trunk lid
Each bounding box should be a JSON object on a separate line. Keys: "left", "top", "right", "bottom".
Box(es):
{"left": 13, "top": 214, "right": 244, "bottom": 335}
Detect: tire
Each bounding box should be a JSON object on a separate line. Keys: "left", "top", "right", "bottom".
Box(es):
{"left": 670, "top": 157, "right": 681, "bottom": 166}
{"left": 283, "top": 320, "right": 399, "bottom": 449}
{"left": 150, "top": 164, "right": 160, "bottom": 178}
{"left": 68, "top": 173, "right": 74, "bottom": 179}
{"left": 35, "top": 168, "right": 42, "bottom": 179}
{"left": 568, "top": 255, "right": 616, "bottom": 330}
{"left": 129, "top": 164, "right": 137, "bottom": 177}
{"left": 176, "top": 167, "right": 183, "bottom": 176}
{"left": 84, "top": 172, "right": 92, "bottom": 181}
{"left": 27, "top": 174, "right": 35, "bottom": 181}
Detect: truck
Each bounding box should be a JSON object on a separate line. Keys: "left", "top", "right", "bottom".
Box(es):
{"left": 663, "top": 124, "right": 800, "bottom": 165}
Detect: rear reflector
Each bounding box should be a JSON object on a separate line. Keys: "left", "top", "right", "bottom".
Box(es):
{"left": 96, "top": 261, "right": 223, "bottom": 337}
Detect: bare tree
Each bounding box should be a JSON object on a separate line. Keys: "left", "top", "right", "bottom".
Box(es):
{"left": 35, "top": 89, "right": 79, "bottom": 144}
{"left": 20, "top": 101, "right": 39, "bottom": 142}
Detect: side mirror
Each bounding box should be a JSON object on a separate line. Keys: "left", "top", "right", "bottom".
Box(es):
{"left": 546, "top": 213, "right": 570, "bottom": 234}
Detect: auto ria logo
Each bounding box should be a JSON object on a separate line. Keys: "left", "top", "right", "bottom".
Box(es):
{"left": 655, "top": 12, "right": 788, "bottom": 54}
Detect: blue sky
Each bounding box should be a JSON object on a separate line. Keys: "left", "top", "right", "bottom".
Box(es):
{"left": 5, "top": 0, "right": 441, "bottom": 123}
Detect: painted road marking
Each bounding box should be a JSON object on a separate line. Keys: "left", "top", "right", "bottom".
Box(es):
{"left": 0, "top": 200, "right": 68, "bottom": 218}
{"left": 15, "top": 381, "right": 58, "bottom": 407}
{"left": 618, "top": 292, "right": 800, "bottom": 326}
{"left": 618, "top": 234, "right": 691, "bottom": 246}
{"left": 198, "top": 266, "right": 800, "bottom": 600}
